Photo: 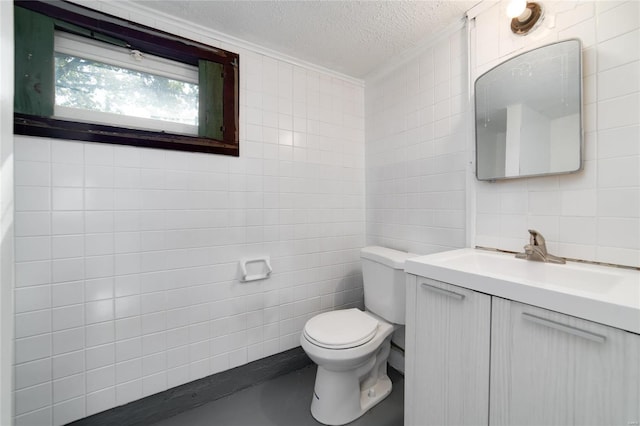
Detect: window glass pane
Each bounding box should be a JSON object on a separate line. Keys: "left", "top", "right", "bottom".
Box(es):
{"left": 54, "top": 52, "right": 199, "bottom": 126}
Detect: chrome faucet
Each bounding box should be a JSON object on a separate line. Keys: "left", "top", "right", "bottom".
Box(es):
{"left": 515, "top": 229, "right": 566, "bottom": 264}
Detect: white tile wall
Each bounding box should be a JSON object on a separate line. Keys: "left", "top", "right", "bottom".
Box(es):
{"left": 365, "top": 28, "right": 469, "bottom": 254}
{"left": 471, "top": 0, "right": 640, "bottom": 267}
{"left": 13, "top": 5, "right": 365, "bottom": 425}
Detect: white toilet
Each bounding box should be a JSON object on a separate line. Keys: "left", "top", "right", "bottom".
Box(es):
{"left": 300, "top": 246, "right": 413, "bottom": 425}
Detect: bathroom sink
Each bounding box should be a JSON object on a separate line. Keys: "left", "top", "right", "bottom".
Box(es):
{"left": 405, "top": 248, "right": 640, "bottom": 334}
{"left": 434, "top": 250, "right": 623, "bottom": 295}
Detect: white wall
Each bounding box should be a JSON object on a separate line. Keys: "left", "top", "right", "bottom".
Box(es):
{"left": 11, "top": 3, "right": 365, "bottom": 425}
{"left": 471, "top": 0, "right": 640, "bottom": 267}
{"left": 550, "top": 113, "right": 581, "bottom": 172}
{"left": 518, "top": 103, "right": 551, "bottom": 176}
{"left": 365, "top": 26, "right": 469, "bottom": 255}
{"left": 505, "top": 103, "right": 523, "bottom": 176}
{"left": 1, "top": 1, "right": 15, "bottom": 425}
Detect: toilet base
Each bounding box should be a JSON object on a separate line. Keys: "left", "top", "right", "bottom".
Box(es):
{"left": 309, "top": 338, "right": 393, "bottom": 426}
{"left": 310, "top": 367, "right": 392, "bottom": 426}
{"left": 358, "top": 374, "right": 392, "bottom": 414}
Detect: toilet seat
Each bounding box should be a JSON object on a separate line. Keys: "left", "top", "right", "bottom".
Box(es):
{"left": 303, "top": 308, "right": 379, "bottom": 349}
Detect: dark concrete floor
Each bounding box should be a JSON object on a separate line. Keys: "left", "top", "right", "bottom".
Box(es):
{"left": 152, "top": 364, "right": 404, "bottom": 426}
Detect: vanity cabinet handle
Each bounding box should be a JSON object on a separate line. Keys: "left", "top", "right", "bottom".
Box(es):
{"left": 421, "top": 282, "right": 465, "bottom": 301}
{"left": 522, "top": 313, "right": 606, "bottom": 344}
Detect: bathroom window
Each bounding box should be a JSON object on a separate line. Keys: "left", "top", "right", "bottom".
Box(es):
{"left": 54, "top": 31, "right": 200, "bottom": 135}
{"left": 14, "top": 0, "right": 239, "bottom": 156}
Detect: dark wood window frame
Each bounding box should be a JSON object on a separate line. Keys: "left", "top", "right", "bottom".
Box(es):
{"left": 14, "top": 0, "right": 240, "bottom": 156}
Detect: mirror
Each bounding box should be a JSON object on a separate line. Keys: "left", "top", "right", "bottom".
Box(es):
{"left": 475, "top": 39, "right": 582, "bottom": 181}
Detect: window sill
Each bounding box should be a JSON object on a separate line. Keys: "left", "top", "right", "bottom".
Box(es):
{"left": 14, "top": 113, "right": 239, "bottom": 156}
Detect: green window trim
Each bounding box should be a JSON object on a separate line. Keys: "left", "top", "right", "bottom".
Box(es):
{"left": 14, "top": 1, "right": 239, "bottom": 156}
{"left": 14, "top": 6, "right": 54, "bottom": 117}
{"left": 198, "top": 60, "right": 225, "bottom": 140}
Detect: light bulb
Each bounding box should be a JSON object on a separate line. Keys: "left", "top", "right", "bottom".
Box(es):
{"left": 506, "top": 0, "right": 527, "bottom": 18}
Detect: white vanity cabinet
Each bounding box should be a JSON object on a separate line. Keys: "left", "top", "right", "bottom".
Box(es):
{"left": 406, "top": 273, "right": 640, "bottom": 426}
{"left": 405, "top": 276, "right": 491, "bottom": 425}
{"left": 490, "top": 297, "right": 640, "bottom": 426}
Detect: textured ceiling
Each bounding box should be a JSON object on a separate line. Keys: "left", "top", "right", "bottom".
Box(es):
{"left": 131, "top": 1, "right": 478, "bottom": 78}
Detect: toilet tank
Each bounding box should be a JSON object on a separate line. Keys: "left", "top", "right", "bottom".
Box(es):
{"left": 361, "top": 246, "right": 414, "bottom": 325}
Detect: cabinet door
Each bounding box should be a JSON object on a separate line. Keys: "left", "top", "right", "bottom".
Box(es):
{"left": 406, "top": 277, "right": 491, "bottom": 426}
{"left": 490, "top": 297, "right": 640, "bottom": 426}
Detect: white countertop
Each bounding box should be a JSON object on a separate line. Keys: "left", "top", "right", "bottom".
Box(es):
{"left": 405, "top": 248, "right": 640, "bottom": 334}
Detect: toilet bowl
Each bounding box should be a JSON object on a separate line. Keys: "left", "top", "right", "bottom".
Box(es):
{"left": 300, "top": 246, "right": 414, "bottom": 426}
{"left": 301, "top": 309, "right": 395, "bottom": 426}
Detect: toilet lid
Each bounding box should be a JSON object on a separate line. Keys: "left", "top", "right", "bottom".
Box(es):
{"left": 303, "top": 309, "right": 378, "bottom": 349}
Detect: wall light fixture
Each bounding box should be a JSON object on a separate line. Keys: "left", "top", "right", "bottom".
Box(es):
{"left": 507, "top": 0, "right": 544, "bottom": 35}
